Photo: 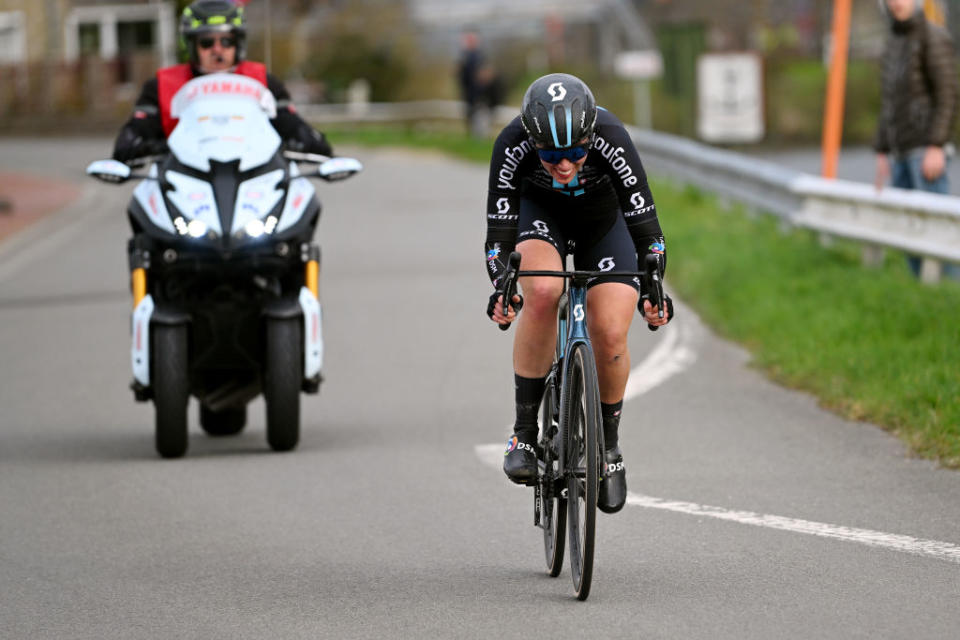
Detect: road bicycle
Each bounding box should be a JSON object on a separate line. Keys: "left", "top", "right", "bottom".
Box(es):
{"left": 497, "top": 250, "right": 663, "bottom": 600}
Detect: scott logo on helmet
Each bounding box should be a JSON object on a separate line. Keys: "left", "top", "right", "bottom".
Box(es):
{"left": 598, "top": 257, "right": 615, "bottom": 271}
{"left": 548, "top": 82, "right": 567, "bottom": 102}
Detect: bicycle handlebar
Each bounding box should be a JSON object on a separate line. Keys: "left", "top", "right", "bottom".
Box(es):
{"left": 497, "top": 251, "right": 664, "bottom": 332}
{"left": 497, "top": 251, "right": 523, "bottom": 331}
{"left": 641, "top": 253, "right": 664, "bottom": 332}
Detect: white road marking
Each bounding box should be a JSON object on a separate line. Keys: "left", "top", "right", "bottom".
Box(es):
{"left": 474, "top": 446, "right": 960, "bottom": 565}
{"left": 627, "top": 493, "right": 960, "bottom": 565}
{"left": 623, "top": 320, "right": 696, "bottom": 401}
{"left": 476, "top": 443, "right": 507, "bottom": 468}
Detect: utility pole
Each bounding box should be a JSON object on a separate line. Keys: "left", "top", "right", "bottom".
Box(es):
{"left": 821, "top": 0, "right": 851, "bottom": 179}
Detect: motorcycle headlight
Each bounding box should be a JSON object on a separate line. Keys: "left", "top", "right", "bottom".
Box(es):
{"left": 244, "top": 219, "right": 265, "bottom": 238}
{"left": 187, "top": 219, "right": 209, "bottom": 238}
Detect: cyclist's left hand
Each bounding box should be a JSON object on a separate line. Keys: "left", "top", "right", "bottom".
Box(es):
{"left": 640, "top": 293, "right": 673, "bottom": 327}
{"left": 487, "top": 291, "right": 523, "bottom": 326}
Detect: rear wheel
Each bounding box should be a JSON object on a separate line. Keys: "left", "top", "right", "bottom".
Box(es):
{"left": 152, "top": 324, "right": 189, "bottom": 459}
{"left": 563, "top": 343, "right": 600, "bottom": 600}
{"left": 541, "top": 366, "right": 566, "bottom": 577}
{"left": 199, "top": 404, "right": 246, "bottom": 436}
{"left": 264, "top": 317, "right": 302, "bottom": 452}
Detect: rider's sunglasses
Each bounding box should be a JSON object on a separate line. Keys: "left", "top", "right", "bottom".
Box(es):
{"left": 536, "top": 142, "right": 591, "bottom": 165}
{"left": 197, "top": 36, "right": 237, "bottom": 50}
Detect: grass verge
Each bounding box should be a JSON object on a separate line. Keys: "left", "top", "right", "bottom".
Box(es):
{"left": 325, "top": 126, "right": 960, "bottom": 468}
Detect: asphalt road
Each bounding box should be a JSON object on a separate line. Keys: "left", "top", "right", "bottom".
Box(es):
{"left": 1, "top": 138, "right": 958, "bottom": 639}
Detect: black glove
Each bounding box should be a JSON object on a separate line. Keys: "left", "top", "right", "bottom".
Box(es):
{"left": 287, "top": 124, "right": 333, "bottom": 157}
{"left": 112, "top": 133, "right": 168, "bottom": 164}
{"left": 638, "top": 292, "right": 674, "bottom": 324}
{"left": 486, "top": 290, "right": 524, "bottom": 320}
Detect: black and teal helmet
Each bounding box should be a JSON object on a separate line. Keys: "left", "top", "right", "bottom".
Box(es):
{"left": 520, "top": 73, "right": 597, "bottom": 149}
{"left": 180, "top": 0, "right": 247, "bottom": 65}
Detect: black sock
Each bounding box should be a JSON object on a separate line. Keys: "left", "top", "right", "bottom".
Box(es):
{"left": 601, "top": 400, "right": 623, "bottom": 449}
{"left": 514, "top": 374, "right": 546, "bottom": 438}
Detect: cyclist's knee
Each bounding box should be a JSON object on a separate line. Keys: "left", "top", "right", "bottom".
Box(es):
{"left": 520, "top": 279, "right": 563, "bottom": 318}
{"left": 591, "top": 326, "right": 629, "bottom": 360}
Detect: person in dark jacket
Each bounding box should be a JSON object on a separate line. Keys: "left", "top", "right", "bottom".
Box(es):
{"left": 457, "top": 28, "right": 495, "bottom": 137}
{"left": 112, "top": 0, "right": 332, "bottom": 163}
{"left": 874, "top": 0, "right": 958, "bottom": 276}
{"left": 874, "top": 0, "right": 957, "bottom": 192}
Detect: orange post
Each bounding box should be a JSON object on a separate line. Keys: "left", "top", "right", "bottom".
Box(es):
{"left": 821, "top": 0, "right": 852, "bottom": 179}
{"left": 924, "top": 0, "right": 946, "bottom": 26}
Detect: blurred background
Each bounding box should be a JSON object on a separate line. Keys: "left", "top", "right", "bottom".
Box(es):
{"left": 0, "top": 0, "right": 956, "bottom": 149}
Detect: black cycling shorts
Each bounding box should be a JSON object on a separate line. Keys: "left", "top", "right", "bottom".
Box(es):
{"left": 516, "top": 198, "right": 640, "bottom": 291}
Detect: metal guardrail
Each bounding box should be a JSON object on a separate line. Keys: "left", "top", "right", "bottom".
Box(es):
{"left": 301, "top": 100, "right": 960, "bottom": 283}
{"left": 628, "top": 127, "right": 960, "bottom": 283}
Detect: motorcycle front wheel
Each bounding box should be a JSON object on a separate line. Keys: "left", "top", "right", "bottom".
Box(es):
{"left": 264, "top": 317, "right": 302, "bottom": 452}
{"left": 152, "top": 324, "right": 189, "bottom": 458}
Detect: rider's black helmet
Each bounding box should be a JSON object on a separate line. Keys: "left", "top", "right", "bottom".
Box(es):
{"left": 520, "top": 73, "right": 597, "bottom": 149}
{"left": 180, "top": 0, "right": 247, "bottom": 67}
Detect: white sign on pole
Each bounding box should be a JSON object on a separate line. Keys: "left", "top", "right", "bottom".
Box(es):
{"left": 613, "top": 50, "right": 664, "bottom": 80}
{"left": 697, "top": 52, "right": 764, "bottom": 143}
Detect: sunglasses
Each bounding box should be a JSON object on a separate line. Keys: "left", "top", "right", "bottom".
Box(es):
{"left": 536, "top": 143, "right": 590, "bottom": 165}
{"left": 197, "top": 36, "right": 237, "bottom": 50}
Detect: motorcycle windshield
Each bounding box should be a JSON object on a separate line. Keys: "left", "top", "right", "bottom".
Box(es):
{"left": 168, "top": 73, "right": 281, "bottom": 173}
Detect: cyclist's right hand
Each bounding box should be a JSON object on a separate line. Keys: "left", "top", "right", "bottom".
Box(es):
{"left": 487, "top": 290, "right": 523, "bottom": 326}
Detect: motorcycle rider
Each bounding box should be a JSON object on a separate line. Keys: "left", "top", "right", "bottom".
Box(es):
{"left": 112, "top": 0, "right": 332, "bottom": 163}
{"left": 486, "top": 73, "right": 672, "bottom": 514}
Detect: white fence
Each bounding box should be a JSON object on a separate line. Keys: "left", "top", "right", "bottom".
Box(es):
{"left": 300, "top": 100, "right": 960, "bottom": 283}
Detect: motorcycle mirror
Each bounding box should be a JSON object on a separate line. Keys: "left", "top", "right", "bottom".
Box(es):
{"left": 86, "top": 159, "right": 132, "bottom": 184}
{"left": 315, "top": 157, "right": 363, "bottom": 182}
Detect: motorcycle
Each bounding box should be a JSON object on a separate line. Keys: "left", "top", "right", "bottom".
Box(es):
{"left": 86, "top": 73, "right": 362, "bottom": 458}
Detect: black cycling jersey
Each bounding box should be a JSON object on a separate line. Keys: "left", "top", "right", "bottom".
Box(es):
{"left": 112, "top": 70, "right": 332, "bottom": 162}
{"left": 484, "top": 108, "right": 665, "bottom": 289}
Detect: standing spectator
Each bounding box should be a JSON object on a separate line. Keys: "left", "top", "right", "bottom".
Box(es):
{"left": 874, "top": 0, "right": 959, "bottom": 277}
{"left": 457, "top": 27, "right": 489, "bottom": 138}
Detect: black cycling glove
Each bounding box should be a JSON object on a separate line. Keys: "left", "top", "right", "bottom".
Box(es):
{"left": 486, "top": 290, "right": 524, "bottom": 320}
{"left": 638, "top": 292, "right": 674, "bottom": 324}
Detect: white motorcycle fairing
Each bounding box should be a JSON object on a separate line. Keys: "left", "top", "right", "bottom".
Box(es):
{"left": 167, "top": 74, "right": 281, "bottom": 173}
{"left": 132, "top": 165, "right": 176, "bottom": 235}
{"left": 277, "top": 162, "right": 317, "bottom": 234}
{"left": 298, "top": 286, "right": 323, "bottom": 379}
{"left": 132, "top": 294, "right": 155, "bottom": 386}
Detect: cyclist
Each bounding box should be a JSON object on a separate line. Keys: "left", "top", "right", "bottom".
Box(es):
{"left": 112, "top": 0, "right": 332, "bottom": 163}
{"left": 485, "top": 73, "right": 672, "bottom": 514}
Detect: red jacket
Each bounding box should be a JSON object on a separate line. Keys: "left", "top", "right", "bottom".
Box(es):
{"left": 156, "top": 61, "right": 268, "bottom": 136}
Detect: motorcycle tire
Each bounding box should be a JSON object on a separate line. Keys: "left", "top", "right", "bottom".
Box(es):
{"left": 199, "top": 404, "right": 246, "bottom": 437}
{"left": 264, "top": 317, "right": 302, "bottom": 452}
{"left": 152, "top": 324, "right": 189, "bottom": 458}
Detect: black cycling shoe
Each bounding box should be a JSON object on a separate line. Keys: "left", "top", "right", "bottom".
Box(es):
{"left": 598, "top": 446, "right": 626, "bottom": 514}
{"left": 503, "top": 432, "right": 538, "bottom": 485}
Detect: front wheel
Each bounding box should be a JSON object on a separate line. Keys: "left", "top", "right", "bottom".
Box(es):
{"left": 152, "top": 324, "right": 189, "bottom": 458}
{"left": 563, "top": 342, "right": 600, "bottom": 600}
{"left": 541, "top": 366, "right": 566, "bottom": 577}
{"left": 264, "top": 317, "right": 302, "bottom": 452}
